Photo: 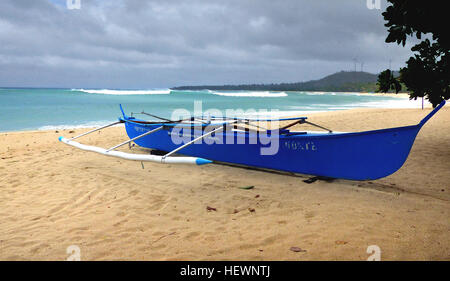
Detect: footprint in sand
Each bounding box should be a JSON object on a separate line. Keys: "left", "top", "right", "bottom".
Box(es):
{"left": 113, "top": 219, "right": 128, "bottom": 227}
{"left": 304, "top": 211, "right": 316, "bottom": 219}
{"left": 116, "top": 211, "right": 126, "bottom": 217}
{"left": 184, "top": 231, "right": 201, "bottom": 241}
{"left": 128, "top": 190, "right": 139, "bottom": 196}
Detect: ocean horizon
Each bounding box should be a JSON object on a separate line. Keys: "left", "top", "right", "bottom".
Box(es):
{"left": 0, "top": 87, "right": 425, "bottom": 132}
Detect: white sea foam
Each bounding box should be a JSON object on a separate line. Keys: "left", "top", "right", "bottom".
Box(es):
{"left": 302, "top": 91, "right": 361, "bottom": 96}
{"left": 38, "top": 121, "right": 123, "bottom": 131}
{"left": 209, "top": 91, "right": 288, "bottom": 97}
{"left": 238, "top": 110, "right": 324, "bottom": 119}
{"left": 72, "top": 89, "right": 171, "bottom": 95}
{"left": 347, "top": 99, "right": 431, "bottom": 109}
{"left": 302, "top": 91, "right": 327, "bottom": 95}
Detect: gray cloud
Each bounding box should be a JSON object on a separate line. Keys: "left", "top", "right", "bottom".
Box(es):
{"left": 0, "top": 0, "right": 416, "bottom": 88}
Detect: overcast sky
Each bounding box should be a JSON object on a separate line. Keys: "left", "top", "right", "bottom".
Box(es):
{"left": 0, "top": 0, "right": 416, "bottom": 88}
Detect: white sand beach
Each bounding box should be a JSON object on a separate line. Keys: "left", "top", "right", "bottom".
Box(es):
{"left": 0, "top": 107, "right": 449, "bottom": 260}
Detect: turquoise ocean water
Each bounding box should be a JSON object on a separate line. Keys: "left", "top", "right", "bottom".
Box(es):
{"left": 0, "top": 88, "right": 420, "bottom": 132}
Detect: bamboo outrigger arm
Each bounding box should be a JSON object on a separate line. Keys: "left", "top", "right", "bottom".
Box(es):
{"left": 69, "top": 121, "right": 123, "bottom": 141}
{"left": 106, "top": 126, "right": 164, "bottom": 152}
{"left": 163, "top": 125, "right": 227, "bottom": 159}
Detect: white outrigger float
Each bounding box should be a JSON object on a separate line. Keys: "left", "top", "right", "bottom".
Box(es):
{"left": 59, "top": 121, "right": 213, "bottom": 165}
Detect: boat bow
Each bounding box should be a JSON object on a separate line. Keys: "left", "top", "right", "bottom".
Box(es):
{"left": 418, "top": 100, "right": 446, "bottom": 127}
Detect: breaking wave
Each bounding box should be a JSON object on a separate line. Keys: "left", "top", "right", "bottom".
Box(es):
{"left": 38, "top": 121, "right": 122, "bottom": 131}
{"left": 72, "top": 89, "right": 171, "bottom": 95}
{"left": 209, "top": 91, "right": 288, "bottom": 97}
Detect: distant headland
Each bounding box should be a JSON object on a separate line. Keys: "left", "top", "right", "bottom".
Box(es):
{"left": 172, "top": 71, "right": 385, "bottom": 93}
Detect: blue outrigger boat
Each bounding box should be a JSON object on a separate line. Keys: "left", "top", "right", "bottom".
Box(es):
{"left": 59, "top": 100, "right": 445, "bottom": 181}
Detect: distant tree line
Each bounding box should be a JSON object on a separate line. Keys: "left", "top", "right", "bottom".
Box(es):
{"left": 173, "top": 71, "right": 379, "bottom": 93}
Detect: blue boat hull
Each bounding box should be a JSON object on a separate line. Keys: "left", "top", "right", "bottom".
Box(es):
{"left": 121, "top": 100, "right": 445, "bottom": 181}
{"left": 122, "top": 123, "right": 419, "bottom": 180}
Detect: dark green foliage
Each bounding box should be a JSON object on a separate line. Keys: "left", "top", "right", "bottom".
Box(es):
{"left": 377, "top": 0, "right": 449, "bottom": 107}
{"left": 377, "top": 69, "right": 401, "bottom": 93}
